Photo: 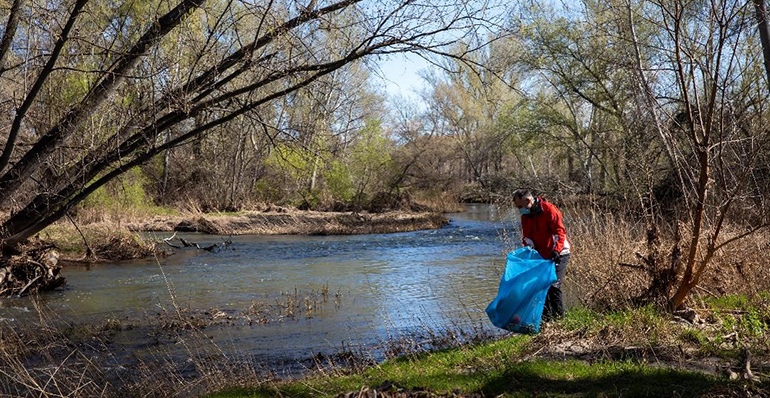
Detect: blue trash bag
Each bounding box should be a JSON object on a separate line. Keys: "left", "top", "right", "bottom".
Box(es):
{"left": 485, "top": 247, "right": 557, "bottom": 334}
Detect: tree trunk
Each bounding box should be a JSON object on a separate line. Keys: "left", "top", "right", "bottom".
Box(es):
{"left": 0, "top": 0, "right": 23, "bottom": 76}
{"left": 0, "top": 0, "right": 88, "bottom": 174}
{"left": 0, "top": 0, "right": 206, "bottom": 205}
{"left": 669, "top": 149, "right": 709, "bottom": 309}
{"left": 754, "top": 0, "right": 770, "bottom": 90}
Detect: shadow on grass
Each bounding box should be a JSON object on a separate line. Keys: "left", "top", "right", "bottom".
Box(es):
{"left": 211, "top": 361, "right": 762, "bottom": 398}
{"left": 478, "top": 364, "right": 749, "bottom": 397}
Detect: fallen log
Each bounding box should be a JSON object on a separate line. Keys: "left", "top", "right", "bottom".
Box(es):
{"left": 167, "top": 236, "right": 232, "bottom": 253}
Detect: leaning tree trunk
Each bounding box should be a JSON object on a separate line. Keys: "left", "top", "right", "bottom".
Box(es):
{"left": 754, "top": 0, "right": 770, "bottom": 91}
{"left": 0, "top": 0, "right": 23, "bottom": 77}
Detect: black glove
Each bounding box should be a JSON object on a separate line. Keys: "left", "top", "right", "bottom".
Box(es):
{"left": 552, "top": 250, "right": 561, "bottom": 265}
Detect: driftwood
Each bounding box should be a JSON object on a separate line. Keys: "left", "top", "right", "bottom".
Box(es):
{"left": 164, "top": 236, "right": 232, "bottom": 253}
{"left": 0, "top": 246, "right": 65, "bottom": 297}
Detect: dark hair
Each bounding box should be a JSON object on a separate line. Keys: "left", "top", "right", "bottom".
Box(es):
{"left": 513, "top": 189, "right": 534, "bottom": 200}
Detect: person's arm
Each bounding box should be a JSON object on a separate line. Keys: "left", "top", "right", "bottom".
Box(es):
{"left": 548, "top": 207, "right": 567, "bottom": 254}
{"left": 521, "top": 217, "right": 534, "bottom": 247}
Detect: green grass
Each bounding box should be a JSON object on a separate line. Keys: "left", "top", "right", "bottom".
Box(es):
{"left": 705, "top": 294, "right": 752, "bottom": 310}
{"left": 208, "top": 302, "right": 770, "bottom": 398}
{"left": 557, "top": 305, "right": 664, "bottom": 332}
{"left": 701, "top": 294, "right": 770, "bottom": 346}
{"left": 208, "top": 333, "right": 745, "bottom": 398}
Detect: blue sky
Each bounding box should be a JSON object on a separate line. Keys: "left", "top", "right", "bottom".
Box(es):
{"left": 372, "top": 52, "right": 432, "bottom": 102}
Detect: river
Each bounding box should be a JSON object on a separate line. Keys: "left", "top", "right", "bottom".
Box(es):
{"left": 1, "top": 204, "right": 525, "bottom": 373}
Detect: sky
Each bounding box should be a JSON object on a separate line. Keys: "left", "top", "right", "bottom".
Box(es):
{"left": 371, "top": 52, "right": 432, "bottom": 104}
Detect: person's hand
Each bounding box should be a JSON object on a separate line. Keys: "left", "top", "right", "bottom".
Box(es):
{"left": 552, "top": 250, "right": 561, "bottom": 265}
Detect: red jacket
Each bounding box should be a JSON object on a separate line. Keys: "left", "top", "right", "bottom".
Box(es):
{"left": 521, "top": 197, "right": 570, "bottom": 260}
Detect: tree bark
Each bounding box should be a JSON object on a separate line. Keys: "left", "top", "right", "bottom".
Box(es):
{"left": 670, "top": 149, "right": 709, "bottom": 309}
{"left": 754, "top": 0, "right": 770, "bottom": 90}
{"left": 0, "top": 0, "right": 23, "bottom": 76}
{"left": 0, "top": 0, "right": 88, "bottom": 174}
{"left": 0, "top": 0, "right": 205, "bottom": 205}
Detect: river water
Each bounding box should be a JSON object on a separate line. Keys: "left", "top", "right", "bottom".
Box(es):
{"left": 1, "top": 204, "right": 525, "bottom": 371}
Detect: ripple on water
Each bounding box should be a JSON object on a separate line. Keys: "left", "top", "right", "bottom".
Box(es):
{"left": 3, "top": 205, "right": 517, "bottom": 366}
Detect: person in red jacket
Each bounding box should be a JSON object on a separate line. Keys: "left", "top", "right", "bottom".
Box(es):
{"left": 513, "top": 189, "right": 571, "bottom": 320}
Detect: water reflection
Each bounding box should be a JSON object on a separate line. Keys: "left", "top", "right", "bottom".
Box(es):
{"left": 1, "top": 204, "right": 522, "bottom": 365}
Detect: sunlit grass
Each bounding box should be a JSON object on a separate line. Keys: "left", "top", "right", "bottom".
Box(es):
{"left": 209, "top": 302, "right": 770, "bottom": 398}
{"left": 209, "top": 336, "right": 734, "bottom": 398}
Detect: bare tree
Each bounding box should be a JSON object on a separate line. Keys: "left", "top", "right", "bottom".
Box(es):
{"left": 507, "top": 0, "right": 770, "bottom": 308}
{"left": 0, "top": 0, "right": 494, "bottom": 252}
{"left": 754, "top": 0, "right": 770, "bottom": 89}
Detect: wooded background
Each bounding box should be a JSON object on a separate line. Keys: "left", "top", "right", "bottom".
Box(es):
{"left": 0, "top": 0, "right": 769, "bottom": 307}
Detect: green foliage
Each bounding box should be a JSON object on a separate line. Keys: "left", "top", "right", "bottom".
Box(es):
{"left": 265, "top": 144, "right": 316, "bottom": 190}
{"left": 253, "top": 179, "right": 283, "bottom": 203}
{"left": 739, "top": 308, "right": 767, "bottom": 338}
{"left": 706, "top": 295, "right": 770, "bottom": 340}
{"left": 81, "top": 167, "right": 175, "bottom": 216}
{"left": 346, "top": 118, "right": 392, "bottom": 202}
{"left": 208, "top": 333, "right": 730, "bottom": 398}
{"left": 260, "top": 119, "right": 395, "bottom": 208}
{"left": 325, "top": 160, "right": 354, "bottom": 202}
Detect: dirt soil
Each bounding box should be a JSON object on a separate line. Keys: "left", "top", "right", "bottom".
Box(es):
{"left": 124, "top": 209, "right": 449, "bottom": 235}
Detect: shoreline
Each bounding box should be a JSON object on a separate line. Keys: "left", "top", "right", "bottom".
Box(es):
{"left": 206, "top": 300, "right": 769, "bottom": 398}
{"left": 41, "top": 209, "right": 452, "bottom": 264}
{"left": 123, "top": 209, "right": 450, "bottom": 236}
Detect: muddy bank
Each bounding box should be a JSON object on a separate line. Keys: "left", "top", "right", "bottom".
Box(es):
{"left": 124, "top": 210, "right": 449, "bottom": 235}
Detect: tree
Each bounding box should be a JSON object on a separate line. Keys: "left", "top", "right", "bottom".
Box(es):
{"left": 508, "top": 0, "right": 770, "bottom": 309}
{"left": 0, "top": 0, "right": 492, "bottom": 252}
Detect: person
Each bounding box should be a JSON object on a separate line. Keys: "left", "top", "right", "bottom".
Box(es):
{"left": 512, "top": 189, "right": 571, "bottom": 321}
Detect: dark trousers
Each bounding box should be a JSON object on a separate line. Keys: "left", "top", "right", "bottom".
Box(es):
{"left": 544, "top": 253, "right": 569, "bottom": 321}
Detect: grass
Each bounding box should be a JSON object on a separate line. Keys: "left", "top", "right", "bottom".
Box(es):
{"left": 207, "top": 335, "right": 739, "bottom": 398}
{"left": 557, "top": 305, "right": 664, "bottom": 332}
{"left": 207, "top": 302, "right": 770, "bottom": 398}
{"left": 39, "top": 223, "right": 157, "bottom": 260}
{"left": 3, "top": 291, "right": 768, "bottom": 397}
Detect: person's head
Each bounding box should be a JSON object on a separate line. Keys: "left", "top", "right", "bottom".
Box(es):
{"left": 513, "top": 189, "right": 535, "bottom": 214}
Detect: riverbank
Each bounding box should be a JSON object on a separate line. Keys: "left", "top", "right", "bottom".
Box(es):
{"left": 124, "top": 209, "right": 449, "bottom": 235}
{"left": 39, "top": 209, "right": 449, "bottom": 262}
{"left": 1, "top": 292, "right": 767, "bottom": 397}
{"left": 4, "top": 201, "right": 769, "bottom": 396}
{"left": 209, "top": 295, "right": 770, "bottom": 397}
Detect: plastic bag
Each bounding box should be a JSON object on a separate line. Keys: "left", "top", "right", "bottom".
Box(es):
{"left": 485, "top": 247, "right": 557, "bottom": 334}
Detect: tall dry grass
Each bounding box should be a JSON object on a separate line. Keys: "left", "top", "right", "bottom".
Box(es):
{"left": 6, "top": 196, "right": 770, "bottom": 396}
{"left": 39, "top": 223, "right": 160, "bottom": 262}
{"left": 0, "top": 294, "right": 276, "bottom": 397}
{"left": 559, "top": 201, "right": 770, "bottom": 310}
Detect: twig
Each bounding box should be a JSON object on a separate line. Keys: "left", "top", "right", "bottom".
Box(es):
{"left": 179, "top": 238, "right": 200, "bottom": 249}
{"left": 518, "top": 345, "right": 546, "bottom": 362}
{"left": 164, "top": 241, "right": 181, "bottom": 249}
{"left": 715, "top": 224, "right": 769, "bottom": 251}
{"left": 17, "top": 274, "right": 42, "bottom": 297}
{"left": 162, "top": 231, "right": 178, "bottom": 242}
{"left": 618, "top": 262, "right": 647, "bottom": 271}
{"left": 66, "top": 212, "right": 93, "bottom": 259}
{"left": 695, "top": 285, "right": 719, "bottom": 298}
